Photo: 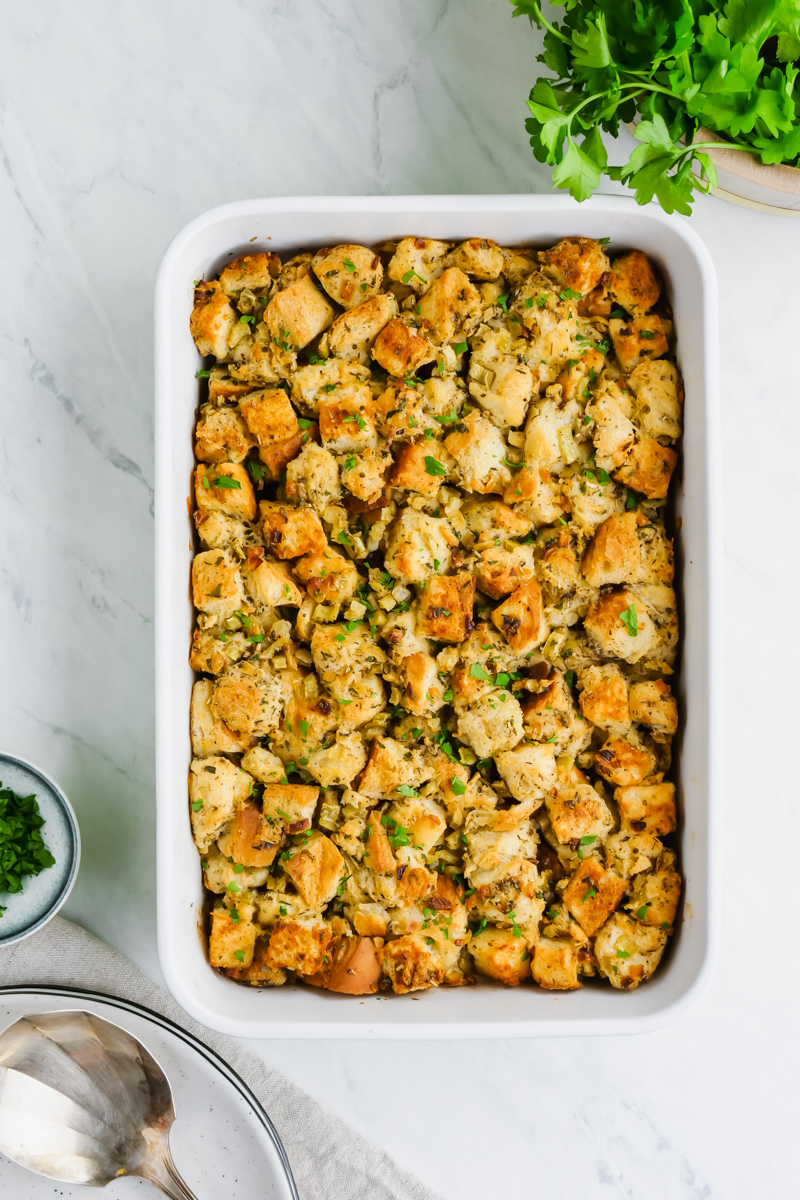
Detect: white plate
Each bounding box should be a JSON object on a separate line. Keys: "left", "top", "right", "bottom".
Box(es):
{"left": 155, "top": 195, "right": 722, "bottom": 1038}
{"left": 0, "top": 986, "right": 298, "bottom": 1198}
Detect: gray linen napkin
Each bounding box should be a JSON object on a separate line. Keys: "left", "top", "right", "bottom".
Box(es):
{"left": 0, "top": 916, "right": 440, "bottom": 1200}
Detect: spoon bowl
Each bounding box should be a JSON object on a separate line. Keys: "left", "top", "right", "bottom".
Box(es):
{"left": 0, "top": 1009, "right": 197, "bottom": 1198}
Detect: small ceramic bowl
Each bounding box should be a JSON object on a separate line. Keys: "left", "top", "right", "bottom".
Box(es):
{"left": 0, "top": 753, "right": 80, "bottom": 947}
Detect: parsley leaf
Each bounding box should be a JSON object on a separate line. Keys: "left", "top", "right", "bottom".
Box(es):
{"left": 424, "top": 456, "right": 447, "bottom": 477}
{"left": 619, "top": 603, "right": 638, "bottom": 637}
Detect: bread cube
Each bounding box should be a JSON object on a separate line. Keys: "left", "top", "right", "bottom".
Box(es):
{"left": 589, "top": 390, "right": 637, "bottom": 471}
{"left": 625, "top": 848, "right": 680, "bottom": 930}
{"left": 476, "top": 543, "right": 536, "bottom": 600}
{"left": 318, "top": 391, "right": 378, "bottom": 455}
{"left": 379, "top": 933, "right": 445, "bottom": 993}
{"left": 194, "top": 406, "right": 253, "bottom": 463}
{"left": 284, "top": 442, "right": 341, "bottom": 512}
{"left": 603, "top": 830, "right": 663, "bottom": 879}
{"left": 259, "top": 500, "right": 327, "bottom": 558}
{"left": 595, "top": 735, "right": 657, "bottom": 787}
{"left": 531, "top": 937, "right": 581, "bottom": 990}
{"left": 629, "top": 359, "right": 682, "bottom": 441}
{"left": 357, "top": 736, "right": 432, "bottom": 799}
{"left": 456, "top": 690, "right": 524, "bottom": 759}
{"left": 306, "top": 732, "right": 367, "bottom": 788}
{"left": 606, "top": 250, "right": 661, "bottom": 314}
{"left": 417, "top": 572, "right": 475, "bottom": 642}
{"left": 578, "top": 664, "right": 631, "bottom": 734}
{"left": 615, "top": 783, "right": 676, "bottom": 836}
{"left": 238, "top": 387, "right": 299, "bottom": 446}
{"left": 209, "top": 904, "right": 259, "bottom": 970}
{"left": 217, "top": 799, "right": 279, "bottom": 868}
{"left": 203, "top": 844, "right": 271, "bottom": 895}
{"left": 582, "top": 512, "right": 642, "bottom": 587}
{"left": 444, "top": 409, "right": 512, "bottom": 494}
{"left": 467, "top": 327, "right": 534, "bottom": 429}
{"left": 371, "top": 316, "right": 436, "bottom": 376}
{"left": 389, "top": 440, "right": 449, "bottom": 496}
{"left": 190, "top": 680, "right": 250, "bottom": 756}
{"left": 310, "top": 621, "right": 386, "bottom": 682}
{"left": 327, "top": 292, "right": 398, "bottom": 361}
{"left": 398, "top": 652, "right": 445, "bottom": 716}
{"left": 326, "top": 671, "right": 387, "bottom": 727}
{"left": 320, "top": 935, "right": 382, "bottom": 994}
{"left": 219, "top": 252, "right": 280, "bottom": 296}
{"left": 283, "top": 830, "right": 346, "bottom": 908}
{"left": 190, "top": 281, "right": 236, "bottom": 358}
{"left": 387, "top": 237, "right": 450, "bottom": 291}
{"left": 191, "top": 549, "right": 244, "bottom": 621}
{"left": 614, "top": 437, "right": 678, "bottom": 500}
{"left": 363, "top": 816, "right": 397, "bottom": 874}
{"left": 383, "top": 510, "right": 458, "bottom": 584}
{"left": 562, "top": 472, "right": 625, "bottom": 536}
{"left": 265, "top": 916, "right": 334, "bottom": 974}
{"left": 294, "top": 546, "right": 358, "bottom": 604}
{"left": 386, "top": 794, "right": 447, "bottom": 854}
{"left": 195, "top": 462, "right": 256, "bottom": 522}
{"left": 629, "top": 679, "right": 678, "bottom": 740}
{"left": 545, "top": 772, "right": 614, "bottom": 846}
{"left": 445, "top": 237, "right": 504, "bottom": 280}
{"left": 491, "top": 580, "right": 549, "bottom": 653}
{"left": 594, "top": 912, "right": 667, "bottom": 989}
{"left": 265, "top": 272, "right": 335, "bottom": 350}
{"left": 240, "top": 745, "right": 286, "bottom": 785}
{"left": 189, "top": 756, "right": 253, "bottom": 852}
{"left": 608, "top": 314, "right": 671, "bottom": 373}
{"left": 261, "top": 783, "right": 320, "bottom": 835}
{"left": 522, "top": 674, "right": 590, "bottom": 757}
{"left": 242, "top": 555, "right": 303, "bottom": 607}
{"left": 340, "top": 447, "right": 391, "bottom": 502}
{"left": 538, "top": 237, "right": 610, "bottom": 296}
{"left": 470, "top": 925, "right": 530, "bottom": 985}
{"left": 503, "top": 464, "right": 569, "bottom": 524}
{"left": 563, "top": 857, "right": 626, "bottom": 936}
{"left": 584, "top": 587, "right": 660, "bottom": 664}
{"left": 494, "top": 742, "right": 557, "bottom": 802}
{"left": 195, "top": 511, "right": 248, "bottom": 552}
{"left": 417, "top": 267, "right": 481, "bottom": 344}
{"left": 312, "top": 244, "right": 383, "bottom": 308}
{"left": 225, "top": 937, "right": 287, "bottom": 986}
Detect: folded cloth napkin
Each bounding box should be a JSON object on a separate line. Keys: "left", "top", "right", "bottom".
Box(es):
{"left": 0, "top": 916, "right": 440, "bottom": 1200}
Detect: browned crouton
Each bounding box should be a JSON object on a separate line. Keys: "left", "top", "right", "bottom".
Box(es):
{"left": 476, "top": 543, "right": 536, "bottom": 599}
{"left": 363, "top": 816, "right": 397, "bottom": 874}
{"left": 217, "top": 800, "right": 279, "bottom": 868}
{"left": 608, "top": 313, "right": 671, "bottom": 373}
{"left": 531, "top": 938, "right": 581, "bottom": 990}
{"left": 379, "top": 933, "right": 445, "bottom": 993}
{"left": 312, "top": 244, "right": 383, "bottom": 308}
{"left": 538, "top": 237, "right": 610, "bottom": 296}
{"left": 294, "top": 546, "right": 359, "bottom": 604}
{"left": 259, "top": 501, "right": 327, "bottom": 558}
{"left": 195, "top": 462, "right": 257, "bottom": 523}
{"left": 578, "top": 664, "right": 631, "bottom": 734}
{"left": 606, "top": 250, "right": 661, "bottom": 314}
{"left": 194, "top": 407, "right": 253, "bottom": 463}
{"left": 629, "top": 679, "right": 678, "bottom": 740}
{"left": 470, "top": 926, "right": 530, "bottom": 986}
{"left": 327, "top": 293, "right": 398, "bottom": 361}
{"left": 282, "top": 830, "right": 346, "bottom": 908}
{"left": 239, "top": 388, "right": 299, "bottom": 446}
{"left": 563, "top": 857, "right": 626, "bottom": 936}
{"left": 219, "top": 252, "right": 280, "bottom": 295}
{"left": 190, "top": 281, "right": 236, "bottom": 358}
{"left": 399, "top": 652, "right": 445, "bottom": 716}
{"left": 191, "top": 550, "right": 243, "bottom": 621}
{"left": 265, "top": 916, "right": 334, "bottom": 974}
{"left": 209, "top": 904, "right": 258, "bottom": 969}
{"left": 417, "top": 267, "right": 482, "bottom": 344}
{"left": 265, "top": 273, "right": 335, "bottom": 350}
{"left": 491, "top": 580, "right": 548, "bottom": 653}
{"left": 595, "top": 735, "right": 657, "bottom": 787}
{"left": 614, "top": 437, "right": 678, "bottom": 500}
{"left": 389, "top": 440, "right": 448, "bottom": 495}
{"left": 242, "top": 551, "right": 304, "bottom": 607}
{"left": 615, "top": 783, "right": 676, "bottom": 836}
{"left": 417, "top": 573, "right": 475, "bottom": 642}
{"left": 372, "top": 316, "right": 435, "bottom": 377}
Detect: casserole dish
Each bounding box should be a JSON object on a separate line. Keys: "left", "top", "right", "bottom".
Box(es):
{"left": 155, "top": 195, "right": 721, "bottom": 1038}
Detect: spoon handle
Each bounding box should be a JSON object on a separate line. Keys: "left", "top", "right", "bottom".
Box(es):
{"left": 137, "top": 1148, "right": 200, "bottom": 1200}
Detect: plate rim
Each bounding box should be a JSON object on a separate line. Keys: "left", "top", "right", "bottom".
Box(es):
{"left": 0, "top": 982, "right": 299, "bottom": 1198}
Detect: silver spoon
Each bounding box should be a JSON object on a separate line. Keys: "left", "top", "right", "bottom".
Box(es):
{"left": 0, "top": 1009, "right": 198, "bottom": 1198}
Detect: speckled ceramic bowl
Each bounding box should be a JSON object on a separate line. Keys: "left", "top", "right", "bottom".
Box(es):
{"left": 0, "top": 754, "right": 80, "bottom": 947}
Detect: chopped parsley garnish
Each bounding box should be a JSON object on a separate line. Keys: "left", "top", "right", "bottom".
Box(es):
{"left": 582, "top": 887, "right": 598, "bottom": 903}
{"left": 239, "top": 314, "right": 255, "bottom": 324}
{"left": 619, "top": 603, "right": 638, "bottom": 637}
{"left": 233, "top": 950, "right": 245, "bottom": 962}
{"left": 336, "top": 531, "right": 352, "bottom": 546}
{"left": 402, "top": 269, "right": 426, "bottom": 285}
{"left": 396, "top": 784, "right": 419, "bottom": 798}
{"left": 0, "top": 782, "right": 55, "bottom": 913}
{"left": 343, "top": 258, "right": 357, "bottom": 272}
{"left": 560, "top": 287, "right": 582, "bottom": 300}
{"left": 496, "top": 294, "right": 509, "bottom": 313}
{"left": 453, "top": 341, "right": 468, "bottom": 355}
{"left": 195, "top": 368, "right": 211, "bottom": 378}
{"left": 191, "top": 800, "right": 204, "bottom": 811}
{"left": 469, "top": 663, "right": 492, "bottom": 681}
{"left": 424, "top": 456, "right": 447, "bottom": 477}
{"left": 230, "top": 908, "right": 240, "bottom": 924}
{"left": 450, "top": 777, "right": 466, "bottom": 796}
{"left": 248, "top": 460, "right": 265, "bottom": 482}
{"left": 434, "top": 411, "right": 458, "bottom": 424}
{"left": 616, "top": 949, "right": 631, "bottom": 959}
{"left": 213, "top": 475, "right": 242, "bottom": 490}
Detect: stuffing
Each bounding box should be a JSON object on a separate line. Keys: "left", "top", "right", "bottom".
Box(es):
{"left": 194, "top": 462, "right": 257, "bottom": 523}
{"left": 312, "top": 244, "right": 383, "bottom": 308}
{"left": 188, "top": 757, "right": 253, "bottom": 853}
{"left": 190, "top": 235, "right": 683, "bottom": 998}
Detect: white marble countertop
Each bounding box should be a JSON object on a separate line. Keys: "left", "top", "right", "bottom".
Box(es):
{"left": 2, "top": 1, "right": 798, "bottom": 1196}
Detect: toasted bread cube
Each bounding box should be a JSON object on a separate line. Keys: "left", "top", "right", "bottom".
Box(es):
{"left": 217, "top": 799, "right": 279, "bottom": 868}
{"left": 265, "top": 916, "right": 334, "bottom": 974}
{"left": 242, "top": 556, "right": 303, "bottom": 607}
{"left": 306, "top": 733, "right": 367, "bottom": 788}
{"left": 387, "top": 237, "right": 450, "bottom": 291}
{"left": 189, "top": 756, "right": 253, "bottom": 853}
{"left": 494, "top": 742, "right": 557, "bottom": 802}
{"left": 357, "top": 736, "right": 431, "bottom": 799}
{"left": 461, "top": 497, "right": 534, "bottom": 539}
{"left": 444, "top": 409, "right": 512, "bottom": 495}
{"left": 318, "top": 394, "right": 378, "bottom": 455}
{"left": 531, "top": 937, "right": 581, "bottom": 990}
{"left": 594, "top": 912, "right": 667, "bottom": 989}
{"left": 537, "top": 532, "right": 582, "bottom": 596}
{"left": 238, "top": 388, "right": 299, "bottom": 446}
{"left": 578, "top": 664, "right": 631, "bottom": 734}
{"left": 595, "top": 735, "right": 657, "bottom": 787}
{"left": 327, "top": 292, "right": 398, "bottom": 362}
{"left": 398, "top": 652, "right": 445, "bottom": 717}
{"left": 219, "top": 252, "right": 280, "bottom": 295}
{"left": 194, "top": 406, "right": 253, "bottom": 464}
{"left": 379, "top": 932, "right": 445, "bottom": 993}
{"left": 189, "top": 626, "right": 237, "bottom": 675}
{"left": 589, "top": 390, "right": 637, "bottom": 471}
{"left": 294, "top": 546, "right": 358, "bottom": 604}
{"left": 608, "top": 313, "right": 671, "bottom": 373}
{"left": 389, "top": 440, "right": 448, "bottom": 496}
{"left": 470, "top": 925, "right": 530, "bottom": 985}
{"left": 283, "top": 830, "right": 346, "bottom": 908}
{"left": 582, "top": 512, "right": 642, "bottom": 587}
{"left": 204, "top": 844, "right": 271, "bottom": 894}
{"left": 521, "top": 675, "right": 590, "bottom": 757}
{"left": 456, "top": 691, "right": 524, "bottom": 759}
{"left": 225, "top": 937, "right": 287, "bottom": 986}
{"left": 208, "top": 672, "right": 264, "bottom": 737}
{"left": 340, "top": 446, "right": 390, "bottom": 502}
{"left": 312, "top": 243, "right": 383, "bottom": 307}
{"left": 195, "top": 511, "right": 248, "bottom": 551}
{"left": 265, "top": 272, "right": 335, "bottom": 350}
{"left": 191, "top": 549, "right": 244, "bottom": 621}
{"left": 445, "top": 237, "right": 504, "bottom": 281}
{"left": 261, "top": 783, "right": 319, "bottom": 835}
{"left": 629, "top": 359, "right": 682, "bottom": 441}
{"left": 614, "top": 437, "right": 678, "bottom": 500}
{"left": 625, "top": 849, "right": 681, "bottom": 930}
{"left": 240, "top": 746, "right": 286, "bottom": 785}
{"left": 207, "top": 367, "right": 259, "bottom": 402}
{"left": 476, "top": 543, "right": 536, "bottom": 600}
{"left": 468, "top": 327, "right": 534, "bottom": 429}
{"left": 417, "top": 573, "right": 475, "bottom": 642}
{"left": 195, "top": 462, "right": 256, "bottom": 522}
{"left": 321, "top": 935, "right": 382, "bottom": 994}
{"left": 352, "top": 904, "right": 391, "bottom": 938}
{"left": 417, "top": 267, "right": 481, "bottom": 344}
{"left": 310, "top": 621, "right": 386, "bottom": 681}
{"left": 603, "top": 829, "right": 663, "bottom": 880}
{"left": 259, "top": 500, "right": 327, "bottom": 558}
{"left": 584, "top": 587, "right": 660, "bottom": 664}
{"left": 284, "top": 442, "right": 341, "bottom": 512}
{"left": 545, "top": 776, "right": 614, "bottom": 846}
{"left": 371, "top": 316, "right": 435, "bottom": 376}
{"left": 503, "top": 463, "right": 569, "bottom": 524}
{"left": 384, "top": 510, "right": 458, "bottom": 584}
{"left": 190, "top": 680, "right": 250, "bottom": 756}
{"left": 326, "top": 671, "right": 386, "bottom": 727}
{"left": 629, "top": 679, "right": 678, "bottom": 740}
{"left": 209, "top": 904, "right": 258, "bottom": 969}
{"left": 616, "top": 783, "right": 676, "bottom": 836}
{"left": 386, "top": 794, "right": 447, "bottom": 854}
{"left": 538, "top": 237, "right": 610, "bottom": 296}
{"left": 607, "top": 250, "right": 661, "bottom": 314}
{"left": 563, "top": 857, "right": 626, "bottom": 936}
{"left": 190, "top": 281, "right": 236, "bottom": 358}
{"left": 491, "top": 580, "right": 548, "bottom": 653}
{"left": 363, "top": 816, "right": 397, "bottom": 873}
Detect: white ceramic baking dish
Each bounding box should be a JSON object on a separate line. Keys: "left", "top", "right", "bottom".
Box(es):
{"left": 155, "top": 195, "right": 721, "bottom": 1038}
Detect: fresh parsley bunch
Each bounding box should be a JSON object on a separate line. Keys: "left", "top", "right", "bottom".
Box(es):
{"left": 0, "top": 781, "right": 56, "bottom": 915}
{"left": 512, "top": 0, "right": 800, "bottom": 213}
